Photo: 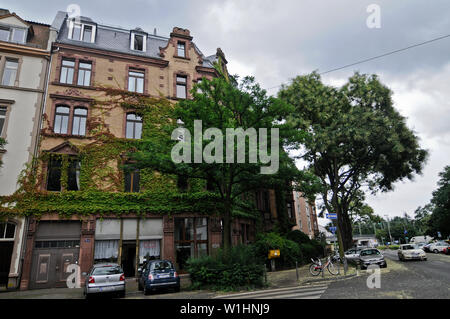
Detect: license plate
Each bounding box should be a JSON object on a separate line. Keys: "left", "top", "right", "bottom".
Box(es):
{"left": 158, "top": 274, "right": 170, "bottom": 278}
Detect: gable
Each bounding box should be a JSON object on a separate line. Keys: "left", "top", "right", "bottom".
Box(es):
{"left": 0, "top": 15, "right": 30, "bottom": 29}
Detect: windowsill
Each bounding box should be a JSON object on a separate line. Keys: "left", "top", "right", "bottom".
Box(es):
{"left": 44, "top": 132, "right": 90, "bottom": 139}
{"left": 51, "top": 82, "right": 97, "bottom": 90}
{"left": 174, "top": 55, "right": 190, "bottom": 61}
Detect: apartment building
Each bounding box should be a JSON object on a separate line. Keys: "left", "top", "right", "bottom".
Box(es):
{"left": 0, "top": 9, "right": 53, "bottom": 290}
{"left": 292, "top": 190, "right": 319, "bottom": 239}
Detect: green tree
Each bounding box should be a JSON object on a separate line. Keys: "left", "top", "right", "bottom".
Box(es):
{"left": 428, "top": 166, "right": 450, "bottom": 238}
{"left": 278, "top": 72, "right": 428, "bottom": 257}
{"left": 131, "top": 75, "right": 319, "bottom": 251}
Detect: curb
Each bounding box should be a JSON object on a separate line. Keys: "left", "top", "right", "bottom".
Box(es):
{"left": 301, "top": 273, "right": 358, "bottom": 284}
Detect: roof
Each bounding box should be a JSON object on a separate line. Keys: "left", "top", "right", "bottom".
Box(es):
{"left": 52, "top": 11, "right": 218, "bottom": 66}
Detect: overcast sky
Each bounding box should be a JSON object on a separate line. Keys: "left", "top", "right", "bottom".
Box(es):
{"left": 3, "top": 0, "right": 450, "bottom": 224}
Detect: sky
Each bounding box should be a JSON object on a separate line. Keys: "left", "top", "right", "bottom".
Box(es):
{"left": 3, "top": 0, "right": 449, "bottom": 225}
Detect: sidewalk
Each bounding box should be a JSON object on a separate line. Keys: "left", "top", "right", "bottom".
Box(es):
{"left": 0, "top": 263, "right": 360, "bottom": 299}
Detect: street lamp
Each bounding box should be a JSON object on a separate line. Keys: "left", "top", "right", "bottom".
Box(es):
{"left": 384, "top": 215, "right": 393, "bottom": 244}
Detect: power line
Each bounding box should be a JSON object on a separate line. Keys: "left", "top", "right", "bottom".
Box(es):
{"left": 266, "top": 33, "right": 450, "bottom": 91}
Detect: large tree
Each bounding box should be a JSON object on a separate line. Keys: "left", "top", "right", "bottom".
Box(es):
{"left": 131, "top": 75, "right": 317, "bottom": 251}
{"left": 427, "top": 166, "right": 450, "bottom": 238}
{"left": 278, "top": 72, "right": 428, "bottom": 256}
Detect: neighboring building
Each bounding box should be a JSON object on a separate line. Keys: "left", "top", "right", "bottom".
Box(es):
{"left": 18, "top": 11, "right": 258, "bottom": 290}
{"left": 292, "top": 190, "right": 319, "bottom": 239}
{"left": 0, "top": 9, "right": 52, "bottom": 290}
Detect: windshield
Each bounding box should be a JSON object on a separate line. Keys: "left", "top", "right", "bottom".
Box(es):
{"left": 360, "top": 249, "right": 380, "bottom": 256}
{"left": 151, "top": 261, "right": 174, "bottom": 272}
{"left": 403, "top": 245, "right": 416, "bottom": 250}
{"left": 92, "top": 265, "right": 122, "bottom": 275}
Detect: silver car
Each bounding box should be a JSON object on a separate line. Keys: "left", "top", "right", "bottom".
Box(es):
{"left": 358, "top": 248, "right": 387, "bottom": 269}
{"left": 83, "top": 263, "right": 126, "bottom": 299}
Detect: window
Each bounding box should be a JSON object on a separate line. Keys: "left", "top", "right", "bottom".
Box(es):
{"left": 0, "top": 222, "right": 16, "bottom": 239}
{"left": 124, "top": 166, "right": 140, "bottom": 192}
{"left": 177, "top": 175, "right": 188, "bottom": 191}
{"left": 60, "top": 59, "right": 75, "bottom": 84}
{"left": 82, "top": 25, "right": 93, "bottom": 43}
{"left": 130, "top": 32, "right": 146, "bottom": 51}
{"left": 72, "top": 108, "right": 87, "bottom": 136}
{"left": 69, "top": 21, "right": 95, "bottom": 43}
{"left": 128, "top": 70, "right": 144, "bottom": 93}
{"left": 0, "top": 26, "right": 9, "bottom": 41}
{"left": 54, "top": 106, "right": 70, "bottom": 134}
{"left": 133, "top": 34, "right": 144, "bottom": 51}
{"left": 0, "top": 106, "right": 6, "bottom": 136}
{"left": 11, "top": 28, "right": 25, "bottom": 43}
{"left": 125, "top": 113, "right": 142, "bottom": 139}
{"left": 77, "top": 62, "right": 92, "bottom": 86}
{"left": 2, "top": 59, "right": 18, "bottom": 86}
{"left": 0, "top": 27, "right": 26, "bottom": 44}
{"left": 46, "top": 157, "right": 80, "bottom": 191}
{"left": 176, "top": 75, "right": 187, "bottom": 99}
{"left": 177, "top": 42, "right": 186, "bottom": 57}
{"left": 174, "top": 218, "right": 208, "bottom": 270}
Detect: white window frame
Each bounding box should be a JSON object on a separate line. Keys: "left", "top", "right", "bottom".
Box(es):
{"left": 130, "top": 32, "right": 147, "bottom": 52}
{"left": 68, "top": 20, "right": 96, "bottom": 43}
{"left": 0, "top": 25, "right": 27, "bottom": 44}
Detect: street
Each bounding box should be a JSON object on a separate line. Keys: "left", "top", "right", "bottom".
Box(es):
{"left": 321, "top": 250, "right": 450, "bottom": 299}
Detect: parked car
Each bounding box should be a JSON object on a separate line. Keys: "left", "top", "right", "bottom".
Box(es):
{"left": 398, "top": 244, "right": 427, "bottom": 261}
{"left": 423, "top": 242, "right": 433, "bottom": 252}
{"left": 415, "top": 242, "right": 426, "bottom": 249}
{"left": 83, "top": 263, "right": 125, "bottom": 299}
{"left": 345, "top": 247, "right": 363, "bottom": 261}
{"left": 442, "top": 246, "right": 450, "bottom": 255}
{"left": 358, "top": 248, "right": 387, "bottom": 269}
{"left": 138, "top": 259, "right": 180, "bottom": 295}
{"left": 428, "top": 241, "right": 450, "bottom": 254}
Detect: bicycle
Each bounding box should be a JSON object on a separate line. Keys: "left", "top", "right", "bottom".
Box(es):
{"left": 309, "top": 256, "right": 340, "bottom": 276}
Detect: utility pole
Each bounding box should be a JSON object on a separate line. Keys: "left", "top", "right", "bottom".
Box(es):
{"left": 385, "top": 215, "right": 393, "bottom": 243}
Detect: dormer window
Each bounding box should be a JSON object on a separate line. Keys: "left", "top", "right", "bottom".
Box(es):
{"left": 130, "top": 32, "right": 146, "bottom": 52}
{"left": 68, "top": 20, "right": 96, "bottom": 43}
{"left": 0, "top": 25, "right": 27, "bottom": 44}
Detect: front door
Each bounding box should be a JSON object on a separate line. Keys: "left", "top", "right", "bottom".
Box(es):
{"left": 122, "top": 242, "right": 136, "bottom": 277}
{"left": 30, "top": 245, "right": 80, "bottom": 289}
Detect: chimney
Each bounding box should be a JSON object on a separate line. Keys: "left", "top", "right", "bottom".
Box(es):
{"left": 153, "top": 28, "right": 157, "bottom": 36}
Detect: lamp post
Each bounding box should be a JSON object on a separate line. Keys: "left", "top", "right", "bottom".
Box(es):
{"left": 385, "top": 215, "right": 393, "bottom": 243}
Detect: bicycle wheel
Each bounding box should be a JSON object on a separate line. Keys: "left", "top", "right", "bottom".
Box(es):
{"left": 309, "top": 263, "right": 321, "bottom": 276}
{"left": 327, "top": 262, "right": 339, "bottom": 275}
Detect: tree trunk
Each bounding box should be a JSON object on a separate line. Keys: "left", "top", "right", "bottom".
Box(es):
{"left": 338, "top": 210, "right": 354, "bottom": 250}
{"left": 223, "top": 200, "right": 232, "bottom": 252}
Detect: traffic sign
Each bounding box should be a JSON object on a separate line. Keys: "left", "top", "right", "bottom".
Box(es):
{"left": 326, "top": 213, "right": 337, "bottom": 219}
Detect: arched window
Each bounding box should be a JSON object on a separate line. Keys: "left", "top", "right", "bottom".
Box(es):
{"left": 72, "top": 108, "right": 87, "bottom": 136}
{"left": 125, "top": 113, "right": 142, "bottom": 139}
{"left": 54, "top": 106, "right": 70, "bottom": 134}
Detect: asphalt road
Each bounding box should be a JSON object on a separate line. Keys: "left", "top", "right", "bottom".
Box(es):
{"left": 321, "top": 250, "right": 450, "bottom": 299}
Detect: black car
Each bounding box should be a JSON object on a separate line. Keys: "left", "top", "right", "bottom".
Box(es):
{"left": 138, "top": 260, "right": 180, "bottom": 295}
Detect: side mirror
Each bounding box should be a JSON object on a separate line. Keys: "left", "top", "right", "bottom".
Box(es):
{"left": 138, "top": 268, "right": 142, "bottom": 274}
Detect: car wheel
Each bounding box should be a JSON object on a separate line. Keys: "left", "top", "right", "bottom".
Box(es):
{"left": 174, "top": 285, "right": 180, "bottom": 293}
{"left": 143, "top": 285, "right": 152, "bottom": 296}
{"left": 118, "top": 291, "right": 126, "bottom": 298}
{"left": 433, "top": 249, "right": 439, "bottom": 254}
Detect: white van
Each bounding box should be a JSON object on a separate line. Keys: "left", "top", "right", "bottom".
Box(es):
{"left": 410, "top": 236, "right": 434, "bottom": 244}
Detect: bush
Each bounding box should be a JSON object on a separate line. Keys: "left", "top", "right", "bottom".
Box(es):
{"left": 252, "top": 232, "right": 302, "bottom": 268}
{"left": 286, "top": 230, "right": 311, "bottom": 244}
{"left": 186, "top": 245, "right": 265, "bottom": 291}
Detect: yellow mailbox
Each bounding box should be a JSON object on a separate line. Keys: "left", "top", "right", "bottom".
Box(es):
{"left": 268, "top": 249, "right": 280, "bottom": 259}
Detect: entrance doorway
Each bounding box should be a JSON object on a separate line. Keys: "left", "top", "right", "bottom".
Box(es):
{"left": 122, "top": 242, "right": 136, "bottom": 277}
{"left": 0, "top": 242, "right": 14, "bottom": 285}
